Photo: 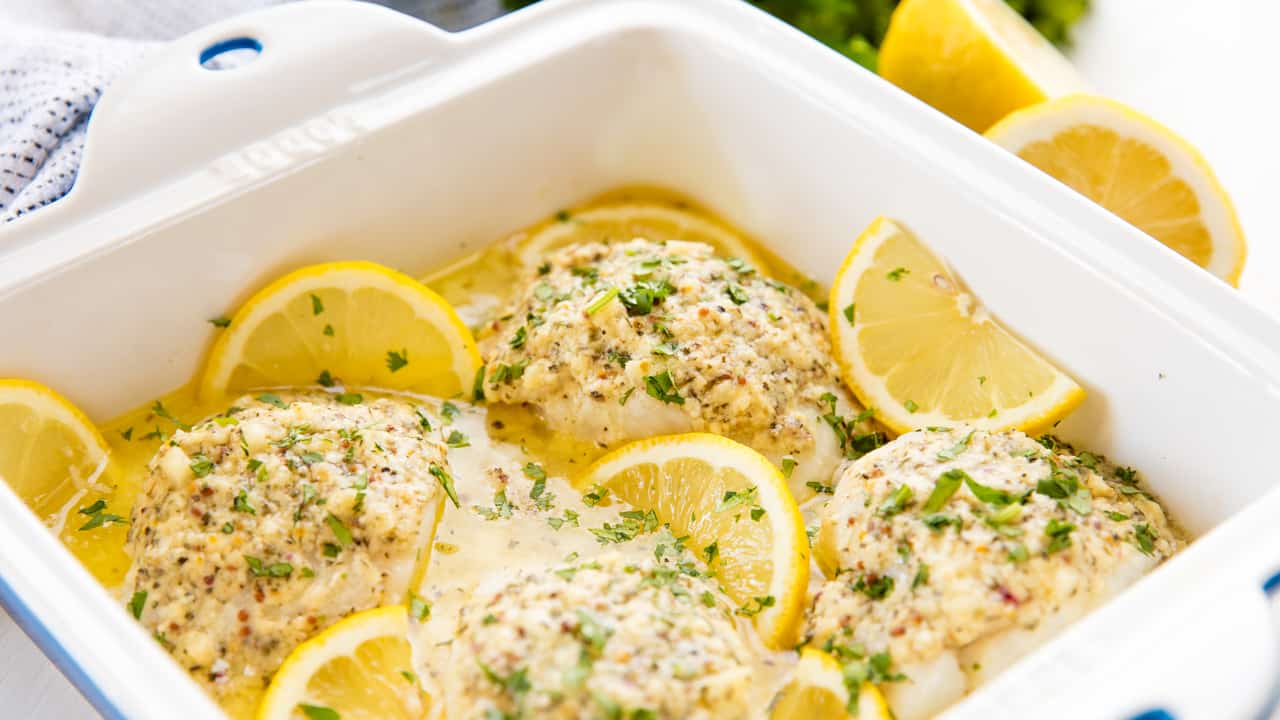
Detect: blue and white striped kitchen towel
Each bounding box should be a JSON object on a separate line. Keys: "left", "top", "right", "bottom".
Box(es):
{"left": 0, "top": 0, "right": 507, "bottom": 223}
{"left": 0, "top": 1, "right": 284, "bottom": 222}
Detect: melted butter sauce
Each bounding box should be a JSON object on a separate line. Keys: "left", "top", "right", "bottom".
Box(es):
{"left": 54, "top": 187, "right": 808, "bottom": 719}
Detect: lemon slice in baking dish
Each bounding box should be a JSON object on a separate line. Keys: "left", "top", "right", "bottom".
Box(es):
{"left": 580, "top": 433, "right": 808, "bottom": 649}
{"left": 200, "top": 261, "right": 481, "bottom": 401}
{"left": 0, "top": 379, "right": 130, "bottom": 584}
{"left": 986, "top": 94, "right": 1247, "bottom": 285}
{"left": 258, "top": 605, "right": 426, "bottom": 720}
{"left": 771, "top": 648, "right": 892, "bottom": 720}
{"left": 828, "top": 217, "right": 1083, "bottom": 435}
{"left": 878, "top": 0, "right": 1085, "bottom": 132}
{"left": 517, "top": 202, "right": 772, "bottom": 275}
{"left": 0, "top": 379, "right": 108, "bottom": 513}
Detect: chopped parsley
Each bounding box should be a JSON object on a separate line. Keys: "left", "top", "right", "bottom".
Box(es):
{"left": 430, "top": 464, "right": 460, "bottom": 508}
{"left": 310, "top": 294, "right": 324, "bottom": 315}
{"left": 1044, "top": 518, "right": 1075, "bottom": 554}
{"left": 619, "top": 387, "right": 635, "bottom": 406}
{"left": 233, "top": 490, "right": 256, "bottom": 514}
{"left": 903, "top": 399, "right": 919, "bottom": 413}
{"left": 323, "top": 324, "right": 335, "bottom": 337}
{"left": 257, "top": 393, "right": 288, "bottom": 409}
{"left": 78, "top": 500, "right": 128, "bottom": 531}
{"left": 853, "top": 573, "right": 894, "bottom": 600}
{"left": 652, "top": 341, "right": 678, "bottom": 356}
{"left": 325, "top": 512, "right": 353, "bottom": 546}
{"left": 1133, "top": 523, "right": 1156, "bottom": 555}
{"left": 446, "top": 430, "right": 470, "bottom": 448}
{"left": 725, "top": 283, "right": 749, "bottom": 305}
{"left": 299, "top": 705, "right": 339, "bottom": 720}
{"left": 912, "top": 563, "right": 930, "bottom": 589}
{"left": 735, "top": 595, "right": 776, "bottom": 616}
{"left": 409, "top": 593, "right": 431, "bottom": 621}
{"left": 386, "top": 348, "right": 409, "bottom": 373}
{"left": 935, "top": 431, "right": 973, "bottom": 461}
{"left": 128, "top": 590, "right": 147, "bottom": 619}
{"left": 842, "top": 303, "right": 856, "bottom": 325}
{"left": 570, "top": 265, "right": 599, "bottom": 283}
{"left": 877, "top": 484, "right": 914, "bottom": 517}
{"left": 922, "top": 469, "right": 965, "bottom": 513}
{"left": 582, "top": 484, "right": 610, "bottom": 507}
{"left": 643, "top": 370, "right": 684, "bottom": 405}
{"left": 119, "top": 427, "right": 133, "bottom": 441}
{"left": 964, "top": 472, "right": 1017, "bottom": 506}
{"left": 245, "top": 556, "right": 293, "bottom": 578}
{"left": 780, "top": 457, "right": 798, "bottom": 479}
{"left": 619, "top": 278, "right": 675, "bottom": 316}
{"left": 1106, "top": 511, "right": 1130, "bottom": 521}
{"left": 716, "top": 486, "right": 759, "bottom": 513}
{"left": 922, "top": 513, "right": 958, "bottom": 531}
{"left": 336, "top": 392, "right": 362, "bottom": 405}
{"left": 509, "top": 326, "right": 528, "bottom": 350}
{"left": 151, "top": 400, "right": 191, "bottom": 431}
{"left": 440, "top": 401, "right": 460, "bottom": 423}
{"left": 886, "top": 267, "right": 909, "bottom": 281}
{"left": 547, "top": 509, "right": 580, "bottom": 530}
{"left": 474, "top": 489, "right": 515, "bottom": 520}
{"left": 316, "top": 369, "right": 335, "bottom": 387}
{"left": 489, "top": 360, "right": 529, "bottom": 385}
{"left": 463, "top": 371, "right": 482, "bottom": 407}
{"left": 585, "top": 286, "right": 620, "bottom": 315}
{"left": 208, "top": 316, "right": 231, "bottom": 329}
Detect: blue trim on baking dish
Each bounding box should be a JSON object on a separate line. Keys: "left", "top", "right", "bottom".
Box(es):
{"left": 1129, "top": 711, "right": 1175, "bottom": 720}
{"left": 0, "top": 572, "right": 125, "bottom": 720}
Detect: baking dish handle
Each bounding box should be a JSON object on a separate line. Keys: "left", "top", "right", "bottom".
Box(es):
{"left": 70, "top": 0, "right": 455, "bottom": 212}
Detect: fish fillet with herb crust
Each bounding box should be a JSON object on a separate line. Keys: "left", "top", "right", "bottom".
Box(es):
{"left": 480, "top": 239, "right": 879, "bottom": 497}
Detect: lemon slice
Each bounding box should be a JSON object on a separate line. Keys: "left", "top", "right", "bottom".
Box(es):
{"left": 879, "top": 0, "right": 1085, "bottom": 132}
{"left": 0, "top": 379, "right": 107, "bottom": 513}
{"left": 258, "top": 605, "right": 426, "bottom": 720}
{"left": 518, "top": 202, "right": 771, "bottom": 275}
{"left": 201, "top": 261, "right": 481, "bottom": 401}
{"left": 771, "top": 648, "right": 892, "bottom": 720}
{"left": 580, "top": 433, "right": 808, "bottom": 649}
{"left": 0, "top": 379, "right": 128, "bottom": 584}
{"left": 986, "top": 94, "right": 1247, "bottom": 284}
{"left": 829, "top": 218, "right": 1084, "bottom": 435}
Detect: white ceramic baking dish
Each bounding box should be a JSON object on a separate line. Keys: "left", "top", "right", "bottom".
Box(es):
{"left": 3, "top": 1, "right": 1280, "bottom": 718}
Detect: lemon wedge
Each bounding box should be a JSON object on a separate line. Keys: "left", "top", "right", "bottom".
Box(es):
{"left": 0, "top": 379, "right": 107, "bottom": 513}
{"left": 200, "top": 261, "right": 481, "bottom": 401}
{"left": 879, "top": 0, "right": 1085, "bottom": 132}
{"left": 0, "top": 379, "right": 131, "bottom": 583}
{"left": 257, "top": 605, "right": 426, "bottom": 720}
{"left": 987, "top": 94, "right": 1247, "bottom": 284}
{"left": 829, "top": 218, "right": 1083, "bottom": 434}
{"left": 518, "top": 202, "right": 771, "bottom": 275}
{"left": 771, "top": 648, "right": 892, "bottom": 720}
{"left": 580, "top": 432, "right": 808, "bottom": 649}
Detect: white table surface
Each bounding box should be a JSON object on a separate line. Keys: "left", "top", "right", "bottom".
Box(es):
{"left": 3, "top": 1, "right": 1278, "bottom": 717}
